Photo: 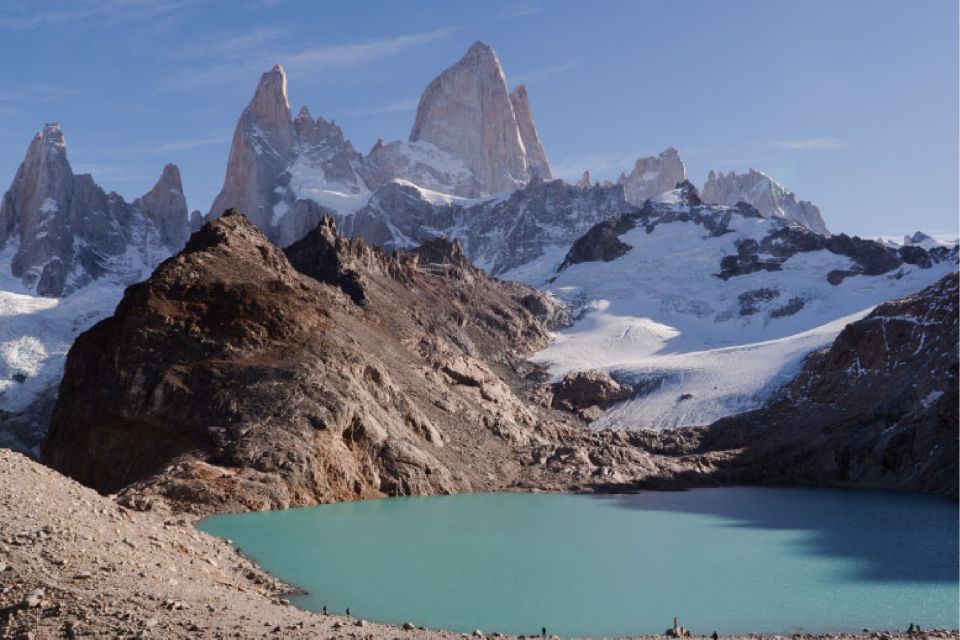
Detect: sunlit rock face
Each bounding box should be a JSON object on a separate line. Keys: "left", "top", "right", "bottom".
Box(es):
{"left": 616, "top": 147, "right": 688, "bottom": 207}
{"left": 409, "top": 41, "right": 534, "bottom": 194}
{"left": 510, "top": 84, "right": 552, "bottom": 181}
{"left": 702, "top": 168, "right": 830, "bottom": 236}
{"left": 207, "top": 64, "right": 366, "bottom": 240}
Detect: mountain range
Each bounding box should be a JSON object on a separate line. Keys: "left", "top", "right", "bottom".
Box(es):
{"left": 0, "top": 41, "right": 956, "bottom": 501}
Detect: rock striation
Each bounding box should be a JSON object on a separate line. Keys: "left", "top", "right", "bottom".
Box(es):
{"left": 0, "top": 123, "right": 190, "bottom": 296}
{"left": 702, "top": 168, "right": 829, "bottom": 236}
{"left": 617, "top": 147, "right": 688, "bottom": 207}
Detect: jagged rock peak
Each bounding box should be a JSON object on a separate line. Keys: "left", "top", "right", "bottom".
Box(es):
{"left": 249, "top": 64, "right": 292, "bottom": 131}
{"left": 133, "top": 163, "right": 190, "bottom": 251}
{"left": 617, "top": 147, "right": 688, "bottom": 206}
{"left": 701, "top": 168, "right": 830, "bottom": 236}
{"left": 183, "top": 208, "right": 287, "bottom": 263}
{"left": 509, "top": 84, "right": 552, "bottom": 180}
{"left": 38, "top": 122, "right": 66, "bottom": 151}
{"left": 576, "top": 170, "right": 592, "bottom": 189}
{"left": 1, "top": 124, "right": 191, "bottom": 296}
{"left": 409, "top": 41, "right": 531, "bottom": 193}
{"left": 153, "top": 163, "right": 182, "bottom": 191}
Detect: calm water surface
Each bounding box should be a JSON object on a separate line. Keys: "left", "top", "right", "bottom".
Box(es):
{"left": 198, "top": 488, "right": 959, "bottom": 637}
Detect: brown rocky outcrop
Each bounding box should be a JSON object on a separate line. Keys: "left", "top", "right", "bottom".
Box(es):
{"left": 41, "top": 210, "right": 622, "bottom": 513}
{"left": 552, "top": 369, "right": 634, "bottom": 419}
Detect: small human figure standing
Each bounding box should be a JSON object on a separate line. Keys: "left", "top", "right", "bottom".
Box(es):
{"left": 541, "top": 627, "right": 547, "bottom": 639}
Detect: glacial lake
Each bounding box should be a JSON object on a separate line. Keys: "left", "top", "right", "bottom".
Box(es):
{"left": 198, "top": 488, "right": 959, "bottom": 637}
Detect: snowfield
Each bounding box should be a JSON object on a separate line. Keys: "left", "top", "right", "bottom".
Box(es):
{"left": 0, "top": 281, "right": 124, "bottom": 415}
{"left": 0, "top": 231, "right": 168, "bottom": 442}
{"left": 520, "top": 213, "right": 957, "bottom": 431}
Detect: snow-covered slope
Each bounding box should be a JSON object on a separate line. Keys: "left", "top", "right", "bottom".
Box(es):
{"left": 0, "top": 242, "right": 130, "bottom": 454}
{"left": 524, "top": 189, "right": 957, "bottom": 430}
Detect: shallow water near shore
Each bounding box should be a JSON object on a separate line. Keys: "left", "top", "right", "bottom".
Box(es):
{"left": 198, "top": 487, "right": 959, "bottom": 637}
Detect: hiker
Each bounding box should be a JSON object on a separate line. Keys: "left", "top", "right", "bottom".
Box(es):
{"left": 712, "top": 631, "right": 719, "bottom": 640}
{"left": 908, "top": 624, "right": 915, "bottom": 634}
{"left": 322, "top": 605, "right": 327, "bottom": 615}
{"left": 541, "top": 627, "right": 547, "bottom": 639}
{"left": 346, "top": 607, "right": 350, "bottom": 617}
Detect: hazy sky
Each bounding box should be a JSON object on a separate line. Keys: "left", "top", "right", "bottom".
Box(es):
{"left": 0, "top": 0, "right": 956, "bottom": 238}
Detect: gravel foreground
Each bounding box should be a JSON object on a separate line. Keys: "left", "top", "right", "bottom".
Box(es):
{"left": 1, "top": 450, "right": 956, "bottom": 640}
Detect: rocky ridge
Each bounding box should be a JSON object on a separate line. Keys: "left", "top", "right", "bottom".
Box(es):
{"left": 558, "top": 184, "right": 954, "bottom": 285}
{"left": 345, "top": 177, "right": 635, "bottom": 276}
{"left": 702, "top": 168, "right": 830, "bottom": 236}
{"left": 40, "top": 209, "right": 958, "bottom": 519}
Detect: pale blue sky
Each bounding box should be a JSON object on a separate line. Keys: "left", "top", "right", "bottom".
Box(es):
{"left": 0, "top": 0, "right": 956, "bottom": 238}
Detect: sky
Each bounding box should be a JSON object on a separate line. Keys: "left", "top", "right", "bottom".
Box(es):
{"left": 0, "top": 0, "right": 956, "bottom": 239}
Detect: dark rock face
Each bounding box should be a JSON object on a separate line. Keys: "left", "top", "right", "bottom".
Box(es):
{"left": 0, "top": 124, "right": 190, "bottom": 296}
{"left": 700, "top": 273, "right": 959, "bottom": 498}
{"left": 716, "top": 226, "right": 955, "bottom": 282}
{"left": 40, "top": 210, "right": 610, "bottom": 513}
{"left": 284, "top": 215, "right": 383, "bottom": 305}
{"left": 552, "top": 370, "right": 633, "bottom": 419}
{"left": 558, "top": 214, "right": 634, "bottom": 271}
{"left": 738, "top": 288, "right": 780, "bottom": 316}
{"left": 674, "top": 180, "right": 702, "bottom": 206}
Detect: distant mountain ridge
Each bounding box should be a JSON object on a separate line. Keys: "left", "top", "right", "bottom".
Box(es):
{"left": 205, "top": 41, "right": 835, "bottom": 258}
{"left": 207, "top": 41, "right": 556, "bottom": 247}
{"left": 0, "top": 123, "right": 191, "bottom": 296}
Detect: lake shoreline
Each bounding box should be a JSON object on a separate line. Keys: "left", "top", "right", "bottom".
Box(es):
{"left": 4, "top": 450, "right": 957, "bottom": 639}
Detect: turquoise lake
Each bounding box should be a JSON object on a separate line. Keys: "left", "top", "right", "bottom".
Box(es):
{"left": 197, "top": 488, "right": 959, "bottom": 637}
